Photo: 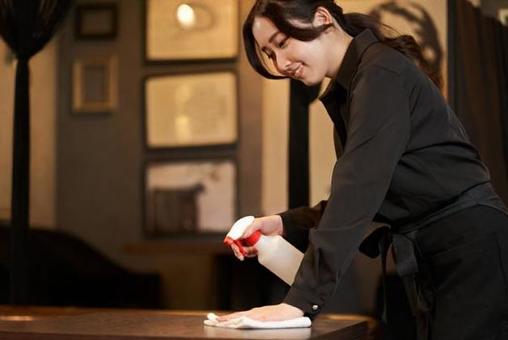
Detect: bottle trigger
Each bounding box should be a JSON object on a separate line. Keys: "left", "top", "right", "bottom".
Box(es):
{"left": 224, "top": 237, "right": 247, "bottom": 256}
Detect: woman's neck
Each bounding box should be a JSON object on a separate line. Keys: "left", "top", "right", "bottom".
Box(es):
{"left": 326, "top": 29, "right": 353, "bottom": 79}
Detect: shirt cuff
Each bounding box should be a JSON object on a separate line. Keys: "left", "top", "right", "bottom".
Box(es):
{"left": 283, "top": 285, "right": 324, "bottom": 320}
{"left": 278, "top": 207, "right": 314, "bottom": 231}
{"left": 278, "top": 211, "right": 310, "bottom": 253}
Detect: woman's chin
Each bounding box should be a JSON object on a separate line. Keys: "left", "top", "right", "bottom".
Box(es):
{"left": 300, "top": 77, "right": 320, "bottom": 86}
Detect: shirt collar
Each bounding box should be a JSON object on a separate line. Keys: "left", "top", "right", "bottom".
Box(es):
{"left": 334, "top": 29, "right": 379, "bottom": 90}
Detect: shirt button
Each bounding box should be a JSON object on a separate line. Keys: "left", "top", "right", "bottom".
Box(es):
{"left": 312, "top": 305, "right": 319, "bottom": 311}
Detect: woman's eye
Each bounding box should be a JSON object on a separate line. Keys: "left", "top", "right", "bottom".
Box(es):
{"left": 262, "top": 49, "right": 275, "bottom": 60}
{"left": 278, "top": 37, "right": 289, "bottom": 48}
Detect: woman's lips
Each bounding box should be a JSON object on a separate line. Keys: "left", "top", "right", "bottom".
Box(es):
{"left": 288, "top": 63, "right": 303, "bottom": 79}
{"left": 294, "top": 64, "right": 303, "bottom": 78}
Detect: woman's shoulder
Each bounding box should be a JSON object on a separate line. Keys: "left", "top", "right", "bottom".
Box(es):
{"left": 359, "top": 42, "right": 417, "bottom": 77}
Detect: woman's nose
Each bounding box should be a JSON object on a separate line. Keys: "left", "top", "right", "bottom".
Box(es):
{"left": 274, "top": 54, "right": 291, "bottom": 75}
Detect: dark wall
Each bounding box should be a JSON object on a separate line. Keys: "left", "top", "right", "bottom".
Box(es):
{"left": 481, "top": 0, "right": 508, "bottom": 18}
{"left": 56, "top": 0, "right": 263, "bottom": 271}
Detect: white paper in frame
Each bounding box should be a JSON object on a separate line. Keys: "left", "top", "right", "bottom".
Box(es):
{"left": 499, "top": 8, "right": 508, "bottom": 25}
{"left": 145, "top": 160, "right": 236, "bottom": 233}
{"left": 145, "top": 72, "right": 237, "bottom": 148}
{"left": 145, "top": 0, "right": 239, "bottom": 61}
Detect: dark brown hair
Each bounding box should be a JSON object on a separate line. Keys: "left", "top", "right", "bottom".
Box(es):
{"left": 242, "top": 0, "right": 442, "bottom": 89}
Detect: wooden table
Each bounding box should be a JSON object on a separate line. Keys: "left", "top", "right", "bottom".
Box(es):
{"left": 0, "top": 306, "right": 378, "bottom": 339}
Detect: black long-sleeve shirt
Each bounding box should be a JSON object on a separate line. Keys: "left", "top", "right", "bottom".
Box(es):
{"left": 280, "top": 29, "right": 490, "bottom": 317}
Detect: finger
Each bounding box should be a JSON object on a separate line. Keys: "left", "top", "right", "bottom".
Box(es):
{"left": 230, "top": 244, "right": 244, "bottom": 261}
{"left": 243, "top": 312, "right": 264, "bottom": 321}
{"left": 230, "top": 244, "right": 241, "bottom": 260}
{"left": 242, "top": 220, "right": 261, "bottom": 238}
{"left": 216, "top": 311, "right": 248, "bottom": 322}
{"left": 232, "top": 243, "right": 246, "bottom": 256}
{"left": 242, "top": 246, "right": 258, "bottom": 257}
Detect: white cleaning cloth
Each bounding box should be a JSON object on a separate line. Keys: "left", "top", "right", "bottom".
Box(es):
{"left": 203, "top": 312, "right": 312, "bottom": 329}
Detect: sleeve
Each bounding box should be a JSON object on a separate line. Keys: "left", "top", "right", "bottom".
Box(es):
{"left": 283, "top": 65, "right": 411, "bottom": 317}
{"left": 277, "top": 200, "right": 328, "bottom": 252}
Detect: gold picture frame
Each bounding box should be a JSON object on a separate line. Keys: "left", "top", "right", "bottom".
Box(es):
{"left": 72, "top": 56, "right": 118, "bottom": 114}
{"left": 144, "top": 71, "right": 238, "bottom": 148}
{"left": 74, "top": 3, "right": 118, "bottom": 40}
{"left": 145, "top": 0, "right": 239, "bottom": 62}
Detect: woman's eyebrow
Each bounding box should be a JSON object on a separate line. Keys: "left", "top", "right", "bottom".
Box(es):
{"left": 268, "top": 31, "right": 281, "bottom": 44}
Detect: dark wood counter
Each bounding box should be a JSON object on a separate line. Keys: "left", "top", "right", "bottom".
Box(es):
{"left": 0, "top": 306, "right": 378, "bottom": 339}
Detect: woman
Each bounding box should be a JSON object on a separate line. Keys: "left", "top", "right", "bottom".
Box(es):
{"left": 220, "top": 1, "right": 508, "bottom": 339}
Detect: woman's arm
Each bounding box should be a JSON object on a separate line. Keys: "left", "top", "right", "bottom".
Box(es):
{"left": 277, "top": 200, "right": 328, "bottom": 252}
{"left": 284, "top": 64, "right": 411, "bottom": 317}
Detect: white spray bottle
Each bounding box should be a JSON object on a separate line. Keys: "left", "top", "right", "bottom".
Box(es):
{"left": 224, "top": 216, "right": 304, "bottom": 285}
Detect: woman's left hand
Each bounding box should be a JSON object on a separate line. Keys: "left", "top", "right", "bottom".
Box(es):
{"left": 216, "top": 303, "right": 304, "bottom": 322}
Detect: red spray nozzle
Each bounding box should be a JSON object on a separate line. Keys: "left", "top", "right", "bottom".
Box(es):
{"left": 223, "top": 231, "right": 262, "bottom": 256}
{"left": 224, "top": 236, "right": 247, "bottom": 256}
{"left": 241, "top": 230, "right": 261, "bottom": 246}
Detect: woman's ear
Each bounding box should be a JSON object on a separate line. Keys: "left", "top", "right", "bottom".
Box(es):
{"left": 312, "top": 6, "right": 334, "bottom": 27}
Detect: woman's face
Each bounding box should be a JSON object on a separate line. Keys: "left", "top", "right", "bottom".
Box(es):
{"left": 252, "top": 16, "right": 330, "bottom": 86}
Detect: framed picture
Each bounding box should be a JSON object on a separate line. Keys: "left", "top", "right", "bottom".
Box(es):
{"left": 72, "top": 56, "right": 118, "bottom": 114}
{"left": 145, "top": 0, "right": 239, "bottom": 62}
{"left": 144, "top": 159, "right": 237, "bottom": 236}
{"left": 75, "top": 3, "right": 118, "bottom": 40}
{"left": 144, "top": 71, "right": 237, "bottom": 148}
{"left": 499, "top": 8, "right": 508, "bottom": 25}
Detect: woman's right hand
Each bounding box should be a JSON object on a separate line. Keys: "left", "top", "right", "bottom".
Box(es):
{"left": 229, "top": 215, "right": 284, "bottom": 261}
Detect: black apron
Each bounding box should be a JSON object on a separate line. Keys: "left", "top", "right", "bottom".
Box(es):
{"left": 360, "top": 182, "right": 508, "bottom": 340}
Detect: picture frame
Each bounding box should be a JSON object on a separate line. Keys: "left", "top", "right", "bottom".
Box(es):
{"left": 499, "top": 8, "right": 508, "bottom": 26}
{"left": 144, "top": 71, "right": 238, "bottom": 149}
{"left": 75, "top": 3, "right": 118, "bottom": 40}
{"left": 72, "top": 56, "right": 118, "bottom": 114}
{"left": 143, "top": 158, "right": 237, "bottom": 236}
{"left": 144, "top": 0, "right": 239, "bottom": 62}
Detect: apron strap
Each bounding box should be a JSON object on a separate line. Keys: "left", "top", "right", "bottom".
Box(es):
{"left": 360, "top": 227, "right": 431, "bottom": 339}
